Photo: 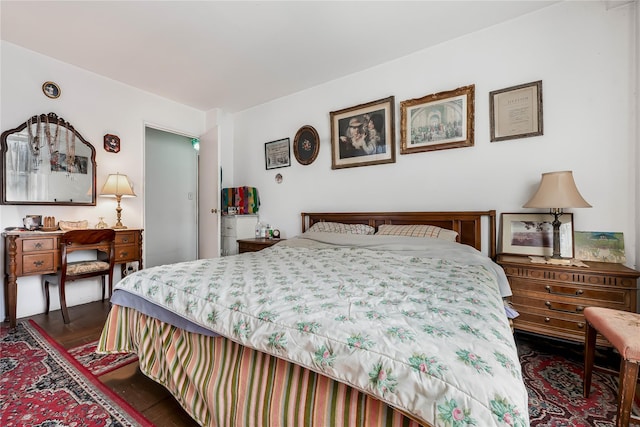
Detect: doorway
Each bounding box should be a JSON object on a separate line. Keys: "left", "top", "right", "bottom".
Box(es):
{"left": 144, "top": 127, "right": 198, "bottom": 267}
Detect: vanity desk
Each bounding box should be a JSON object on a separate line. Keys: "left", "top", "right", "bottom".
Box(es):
{"left": 3, "top": 228, "right": 143, "bottom": 328}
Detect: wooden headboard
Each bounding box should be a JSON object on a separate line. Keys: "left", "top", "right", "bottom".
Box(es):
{"left": 301, "top": 210, "right": 496, "bottom": 259}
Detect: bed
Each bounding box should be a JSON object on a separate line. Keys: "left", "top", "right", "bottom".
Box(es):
{"left": 98, "top": 210, "right": 529, "bottom": 427}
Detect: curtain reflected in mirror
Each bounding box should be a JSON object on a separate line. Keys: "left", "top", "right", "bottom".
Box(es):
{"left": 2, "top": 112, "right": 96, "bottom": 205}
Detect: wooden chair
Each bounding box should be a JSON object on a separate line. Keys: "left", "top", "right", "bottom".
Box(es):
{"left": 44, "top": 229, "right": 116, "bottom": 324}
{"left": 583, "top": 306, "right": 640, "bottom": 427}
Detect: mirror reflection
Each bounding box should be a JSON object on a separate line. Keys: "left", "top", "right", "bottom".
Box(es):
{"left": 2, "top": 112, "right": 96, "bottom": 205}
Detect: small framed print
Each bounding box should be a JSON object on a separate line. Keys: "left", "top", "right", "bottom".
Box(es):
{"left": 501, "top": 212, "right": 574, "bottom": 258}
{"left": 293, "top": 125, "right": 320, "bottom": 165}
{"left": 490, "top": 80, "right": 543, "bottom": 142}
{"left": 104, "top": 134, "right": 121, "bottom": 153}
{"left": 265, "top": 138, "right": 291, "bottom": 170}
{"left": 42, "top": 81, "right": 61, "bottom": 99}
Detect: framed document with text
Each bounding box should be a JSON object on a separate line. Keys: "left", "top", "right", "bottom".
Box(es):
{"left": 490, "top": 80, "right": 543, "bottom": 142}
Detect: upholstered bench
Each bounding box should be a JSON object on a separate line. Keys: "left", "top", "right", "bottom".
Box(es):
{"left": 583, "top": 307, "right": 640, "bottom": 427}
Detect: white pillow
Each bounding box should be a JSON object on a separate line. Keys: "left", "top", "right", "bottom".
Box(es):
{"left": 375, "top": 224, "right": 458, "bottom": 241}
{"left": 307, "top": 222, "right": 375, "bottom": 235}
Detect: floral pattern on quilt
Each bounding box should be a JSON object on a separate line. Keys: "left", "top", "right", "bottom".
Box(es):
{"left": 115, "top": 244, "right": 528, "bottom": 427}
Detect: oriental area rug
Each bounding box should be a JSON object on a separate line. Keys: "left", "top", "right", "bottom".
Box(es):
{"left": 518, "top": 333, "right": 640, "bottom": 427}
{"left": 0, "top": 320, "right": 151, "bottom": 427}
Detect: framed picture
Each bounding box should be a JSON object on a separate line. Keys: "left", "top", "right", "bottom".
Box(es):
{"left": 501, "top": 212, "right": 574, "bottom": 258}
{"left": 330, "top": 96, "right": 395, "bottom": 169}
{"left": 490, "top": 80, "right": 543, "bottom": 142}
{"left": 400, "top": 84, "right": 474, "bottom": 154}
{"left": 574, "top": 231, "right": 626, "bottom": 263}
{"left": 265, "top": 138, "right": 291, "bottom": 170}
{"left": 42, "top": 81, "right": 61, "bottom": 99}
{"left": 103, "top": 134, "right": 121, "bottom": 153}
{"left": 293, "top": 125, "right": 320, "bottom": 165}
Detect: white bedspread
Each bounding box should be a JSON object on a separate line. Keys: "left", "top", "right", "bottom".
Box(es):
{"left": 113, "top": 234, "right": 528, "bottom": 426}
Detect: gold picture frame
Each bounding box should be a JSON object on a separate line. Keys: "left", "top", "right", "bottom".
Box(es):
{"left": 330, "top": 96, "right": 395, "bottom": 169}
{"left": 490, "top": 80, "right": 543, "bottom": 142}
{"left": 400, "top": 84, "right": 474, "bottom": 154}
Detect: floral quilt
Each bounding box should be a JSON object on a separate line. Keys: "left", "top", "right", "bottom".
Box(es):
{"left": 113, "top": 234, "right": 528, "bottom": 426}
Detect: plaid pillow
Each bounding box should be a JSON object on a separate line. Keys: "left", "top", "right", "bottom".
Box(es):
{"left": 307, "top": 222, "right": 375, "bottom": 235}
{"left": 375, "top": 224, "right": 458, "bottom": 241}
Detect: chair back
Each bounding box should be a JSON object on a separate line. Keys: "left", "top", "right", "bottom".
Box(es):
{"left": 60, "top": 229, "right": 116, "bottom": 280}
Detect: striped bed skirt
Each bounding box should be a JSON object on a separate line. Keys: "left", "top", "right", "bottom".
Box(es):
{"left": 98, "top": 305, "right": 425, "bottom": 427}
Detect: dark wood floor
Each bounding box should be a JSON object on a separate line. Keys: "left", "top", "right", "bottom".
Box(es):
{"left": 13, "top": 301, "right": 200, "bottom": 427}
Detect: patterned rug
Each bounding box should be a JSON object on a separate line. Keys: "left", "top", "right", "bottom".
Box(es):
{"left": 518, "top": 333, "right": 640, "bottom": 427}
{"left": 68, "top": 339, "right": 138, "bottom": 377}
{"left": 0, "top": 320, "right": 152, "bottom": 427}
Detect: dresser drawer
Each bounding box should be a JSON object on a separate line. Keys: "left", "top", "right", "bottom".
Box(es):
{"left": 509, "top": 277, "right": 629, "bottom": 305}
{"left": 22, "top": 253, "right": 56, "bottom": 274}
{"left": 22, "top": 237, "right": 56, "bottom": 252}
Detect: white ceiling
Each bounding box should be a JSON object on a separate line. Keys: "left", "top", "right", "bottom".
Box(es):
{"left": 1, "top": 1, "right": 558, "bottom": 112}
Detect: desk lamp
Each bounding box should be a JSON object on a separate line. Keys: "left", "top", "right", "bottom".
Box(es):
{"left": 523, "top": 171, "right": 591, "bottom": 263}
{"left": 100, "top": 173, "right": 136, "bottom": 229}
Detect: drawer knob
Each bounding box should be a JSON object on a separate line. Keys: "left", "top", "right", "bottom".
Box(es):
{"left": 577, "top": 323, "right": 585, "bottom": 329}
{"left": 121, "top": 251, "right": 129, "bottom": 257}
{"left": 35, "top": 242, "right": 42, "bottom": 249}
{"left": 544, "top": 317, "right": 550, "bottom": 322}
{"left": 122, "top": 238, "right": 129, "bottom": 243}
{"left": 33, "top": 260, "right": 44, "bottom": 267}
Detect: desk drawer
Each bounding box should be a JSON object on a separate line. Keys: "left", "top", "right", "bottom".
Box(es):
{"left": 22, "top": 253, "right": 56, "bottom": 274}
{"left": 115, "top": 231, "right": 137, "bottom": 245}
{"left": 115, "top": 245, "right": 138, "bottom": 263}
{"left": 22, "top": 237, "right": 56, "bottom": 252}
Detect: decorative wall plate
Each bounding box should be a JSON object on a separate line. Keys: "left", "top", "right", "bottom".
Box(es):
{"left": 104, "top": 134, "right": 120, "bottom": 153}
{"left": 42, "top": 81, "right": 61, "bottom": 99}
{"left": 293, "top": 125, "right": 320, "bottom": 165}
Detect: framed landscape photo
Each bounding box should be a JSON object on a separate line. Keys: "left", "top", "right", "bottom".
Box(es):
{"left": 490, "top": 80, "right": 543, "bottom": 142}
{"left": 574, "top": 231, "right": 626, "bottom": 263}
{"left": 400, "top": 84, "right": 474, "bottom": 154}
{"left": 265, "top": 138, "right": 291, "bottom": 170}
{"left": 330, "top": 96, "right": 395, "bottom": 170}
{"left": 293, "top": 125, "right": 320, "bottom": 165}
{"left": 501, "top": 212, "right": 574, "bottom": 258}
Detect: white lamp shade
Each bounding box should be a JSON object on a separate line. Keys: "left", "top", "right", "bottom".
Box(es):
{"left": 523, "top": 171, "right": 591, "bottom": 209}
{"left": 100, "top": 173, "right": 136, "bottom": 197}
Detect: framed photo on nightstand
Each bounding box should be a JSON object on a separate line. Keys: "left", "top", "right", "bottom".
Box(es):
{"left": 501, "top": 212, "right": 574, "bottom": 258}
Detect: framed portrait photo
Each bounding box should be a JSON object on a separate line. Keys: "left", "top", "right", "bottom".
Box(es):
{"left": 330, "top": 96, "right": 395, "bottom": 170}
{"left": 293, "top": 125, "right": 319, "bottom": 165}
{"left": 265, "top": 138, "right": 291, "bottom": 170}
{"left": 103, "top": 134, "right": 121, "bottom": 153}
{"left": 42, "top": 81, "right": 61, "bottom": 99}
{"left": 501, "top": 212, "right": 574, "bottom": 258}
{"left": 400, "top": 85, "right": 474, "bottom": 154}
{"left": 490, "top": 80, "right": 543, "bottom": 142}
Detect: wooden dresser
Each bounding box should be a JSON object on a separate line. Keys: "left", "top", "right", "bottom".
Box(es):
{"left": 237, "top": 238, "right": 283, "bottom": 253}
{"left": 497, "top": 254, "right": 639, "bottom": 346}
{"left": 3, "top": 228, "right": 143, "bottom": 328}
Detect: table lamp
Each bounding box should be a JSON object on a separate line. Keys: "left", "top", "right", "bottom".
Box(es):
{"left": 100, "top": 173, "right": 136, "bottom": 229}
{"left": 523, "top": 171, "right": 591, "bottom": 263}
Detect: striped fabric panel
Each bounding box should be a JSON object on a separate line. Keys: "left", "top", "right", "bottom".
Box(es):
{"left": 98, "top": 305, "right": 425, "bottom": 427}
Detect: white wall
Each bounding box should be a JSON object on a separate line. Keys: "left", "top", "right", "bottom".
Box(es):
{"left": 0, "top": 41, "right": 206, "bottom": 319}
{"left": 231, "top": 1, "right": 639, "bottom": 270}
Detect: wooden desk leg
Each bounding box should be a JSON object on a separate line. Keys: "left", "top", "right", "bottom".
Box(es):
{"left": 5, "top": 235, "right": 18, "bottom": 328}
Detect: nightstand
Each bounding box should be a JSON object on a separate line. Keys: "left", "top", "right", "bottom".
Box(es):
{"left": 237, "top": 238, "right": 283, "bottom": 253}
{"left": 497, "top": 254, "right": 639, "bottom": 346}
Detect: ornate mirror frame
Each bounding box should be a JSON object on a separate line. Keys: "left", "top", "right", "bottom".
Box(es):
{"left": 1, "top": 112, "right": 97, "bottom": 205}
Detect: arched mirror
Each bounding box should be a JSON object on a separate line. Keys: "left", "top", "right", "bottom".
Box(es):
{"left": 2, "top": 112, "right": 96, "bottom": 205}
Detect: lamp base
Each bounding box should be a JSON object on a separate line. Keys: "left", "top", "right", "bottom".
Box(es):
{"left": 112, "top": 225, "right": 128, "bottom": 229}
